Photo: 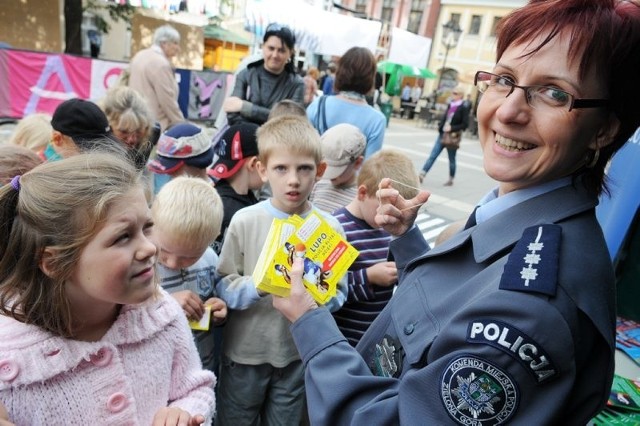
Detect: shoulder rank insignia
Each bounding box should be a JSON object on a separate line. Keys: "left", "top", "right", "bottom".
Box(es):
{"left": 499, "top": 224, "right": 561, "bottom": 296}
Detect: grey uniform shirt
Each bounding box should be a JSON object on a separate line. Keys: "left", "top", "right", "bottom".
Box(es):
{"left": 290, "top": 179, "right": 615, "bottom": 425}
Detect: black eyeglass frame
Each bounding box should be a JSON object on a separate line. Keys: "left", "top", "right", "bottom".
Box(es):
{"left": 474, "top": 71, "right": 609, "bottom": 112}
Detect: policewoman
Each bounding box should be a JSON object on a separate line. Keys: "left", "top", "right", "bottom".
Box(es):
{"left": 273, "top": 0, "right": 640, "bottom": 424}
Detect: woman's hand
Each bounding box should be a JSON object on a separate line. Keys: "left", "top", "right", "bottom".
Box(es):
{"left": 375, "top": 178, "right": 430, "bottom": 237}
{"left": 272, "top": 257, "right": 318, "bottom": 323}
{"left": 223, "top": 96, "right": 244, "bottom": 113}
{"left": 152, "top": 407, "right": 205, "bottom": 426}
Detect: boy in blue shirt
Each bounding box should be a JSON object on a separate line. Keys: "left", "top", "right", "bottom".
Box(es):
{"left": 215, "top": 116, "right": 347, "bottom": 425}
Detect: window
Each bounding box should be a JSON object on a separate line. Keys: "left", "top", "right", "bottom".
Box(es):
{"left": 382, "top": 0, "right": 394, "bottom": 23}
{"left": 355, "top": 0, "right": 367, "bottom": 14}
{"left": 451, "top": 13, "right": 461, "bottom": 27}
{"left": 469, "top": 15, "right": 482, "bottom": 35}
{"left": 490, "top": 16, "right": 502, "bottom": 36}
{"left": 407, "top": 0, "right": 426, "bottom": 34}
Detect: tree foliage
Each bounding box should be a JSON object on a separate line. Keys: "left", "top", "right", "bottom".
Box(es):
{"left": 64, "top": 0, "right": 135, "bottom": 55}
{"left": 86, "top": 0, "right": 136, "bottom": 34}
{"left": 64, "top": 0, "right": 234, "bottom": 55}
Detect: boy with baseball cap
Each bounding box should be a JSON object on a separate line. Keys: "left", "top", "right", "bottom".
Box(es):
{"left": 208, "top": 122, "right": 263, "bottom": 254}
{"left": 147, "top": 122, "right": 214, "bottom": 193}
{"left": 43, "top": 98, "right": 121, "bottom": 161}
{"left": 309, "top": 123, "right": 366, "bottom": 213}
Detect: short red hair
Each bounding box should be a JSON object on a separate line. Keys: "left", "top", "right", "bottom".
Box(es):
{"left": 496, "top": 0, "right": 640, "bottom": 194}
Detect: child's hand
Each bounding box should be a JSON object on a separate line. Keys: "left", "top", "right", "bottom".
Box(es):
{"left": 0, "top": 401, "right": 14, "bottom": 426}
{"left": 152, "top": 407, "right": 205, "bottom": 426}
{"left": 366, "top": 262, "right": 398, "bottom": 287}
{"left": 205, "top": 297, "right": 227, "bottom": 324}
{"left": 171, "top": 290, "right": 205, "bottom": 321}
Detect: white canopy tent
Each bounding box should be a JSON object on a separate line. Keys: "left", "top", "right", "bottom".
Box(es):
{"left": 244, "top": 0, "right": 382, "bottom": 56}
{"left": 388, "top": 27, "right": 432, "bottom": 69}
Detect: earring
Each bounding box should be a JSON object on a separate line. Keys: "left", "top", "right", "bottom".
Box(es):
{"left": 585, "top": 148, "right": 600, "bottom": 169}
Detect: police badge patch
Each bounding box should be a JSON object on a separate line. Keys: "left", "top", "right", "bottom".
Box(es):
{"left": 441, "top": 355, "right": 519, "bottom": 425}
{"left": 369, "top": 335, "right": 403, "bottom": 378}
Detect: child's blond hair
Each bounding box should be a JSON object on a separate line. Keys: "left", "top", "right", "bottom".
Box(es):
{"left": 151, "top": 176, "right": 223, "bottom": 249}
{"left": 268, "top": 100, "right": 307, "bottom": 121}
{"left": 0, "top": 145, "right": 43, "bottom": 185}
{"left": 256, "top": 116, "right": 322, "bottom": 166}
{"left": 358, "top": 149, "right": 419, "bottom": 199}
{"left": 9, "top": 113, "right": 52, "bottom": 152}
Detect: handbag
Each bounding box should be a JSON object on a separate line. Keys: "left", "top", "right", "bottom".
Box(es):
{"left": 441, "top": 131, "right": 461, "bottom": 149}
{"left": 314, "top": 95, "right": 328, "bottom": 134}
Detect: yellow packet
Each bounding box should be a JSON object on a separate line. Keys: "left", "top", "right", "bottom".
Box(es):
{"left": 189, "top": 305, "right": 211, "bottom": 331}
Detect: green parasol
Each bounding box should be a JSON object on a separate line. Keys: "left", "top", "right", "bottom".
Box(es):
{"left": 377, "top": 60, "right": 436, "bottom": 95}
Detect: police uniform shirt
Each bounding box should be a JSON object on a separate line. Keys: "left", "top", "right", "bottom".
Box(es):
{"left": 289, "top": 178, "right": 615, "bottom": 425}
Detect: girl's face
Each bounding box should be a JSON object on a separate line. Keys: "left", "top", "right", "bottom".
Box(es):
{"left": 66, "top": 186, "right": 157, "bottom": 314}
{"left": 476, "top": 30, "right": 611, "bottom": 195}
{"left": 262, "top": 35, "right": 291, "bottom": 75}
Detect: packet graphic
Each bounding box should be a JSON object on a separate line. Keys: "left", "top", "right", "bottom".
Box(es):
{"left": 254, "top": 212, "right": 358, "bottom": 304}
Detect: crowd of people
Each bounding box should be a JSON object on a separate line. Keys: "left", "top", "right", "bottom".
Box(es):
{"left": 1, "top": 1, "right": 640, "bottom": 424}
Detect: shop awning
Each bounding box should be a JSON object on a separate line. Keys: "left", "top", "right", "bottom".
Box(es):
{"left": 204, "top": 25, "right": 253, "bottom": 46}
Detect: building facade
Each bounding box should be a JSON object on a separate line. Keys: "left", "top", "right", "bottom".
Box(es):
{"left": 426, "top": 0, "right": 526, "bottom": 95}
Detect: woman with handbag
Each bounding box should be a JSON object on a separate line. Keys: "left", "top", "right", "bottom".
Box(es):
{"left": 418, "top": 88, "right": 469, "bottom": 186}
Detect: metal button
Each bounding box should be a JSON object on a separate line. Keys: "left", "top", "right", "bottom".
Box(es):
{"left": 404, "top": 323, "right": 415, "bottom": 335}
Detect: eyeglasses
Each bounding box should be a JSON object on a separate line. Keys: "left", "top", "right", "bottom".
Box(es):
{"left": 474, "top": 71, "right": 609, "bottom": 112}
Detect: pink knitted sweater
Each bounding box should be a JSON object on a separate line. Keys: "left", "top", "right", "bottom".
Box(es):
{"left": 0, "top": 290, "right": 216, "bottom": 425}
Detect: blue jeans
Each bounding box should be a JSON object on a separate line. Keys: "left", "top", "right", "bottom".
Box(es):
{"left": 420, "top": 133, "right": 457, "bottom": 178}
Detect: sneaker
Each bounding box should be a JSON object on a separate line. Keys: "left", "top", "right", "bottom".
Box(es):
{"left": 419, "top": 171, "right": 426, "bottom": 184}
{"left": 443, "top": 179, "right": 453, "bottom": 186}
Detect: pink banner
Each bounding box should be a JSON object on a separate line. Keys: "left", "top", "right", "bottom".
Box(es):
{"left": 8, "top": 50, "right": 91, "bottom": 117}
{"left": 0, "top": 50, "right": 10, "bottom": 117}
{"left": 90, "top": 60, "right": 127, "bottom": 100}
{"left": 0, "top": 48, "right": 231, "bottom": 121}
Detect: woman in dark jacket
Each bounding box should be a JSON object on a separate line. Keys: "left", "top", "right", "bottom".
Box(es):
{"left": 223, "top": 23, "right": 304, "bottom": 126}
{"left": 419, "top": 88, "right": 469, "bottom": 186}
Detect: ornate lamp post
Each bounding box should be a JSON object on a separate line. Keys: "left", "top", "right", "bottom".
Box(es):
{"left": 437, "top": 20, "right": 463, "bottom": 91}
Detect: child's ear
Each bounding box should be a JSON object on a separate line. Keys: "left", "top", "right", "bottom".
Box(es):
{"left": 51, "top": 131, "right": 64, "bottom": 147}
{"left": 353, "top": 156, "right": 365, "bottom": 171}
{"left": 316, "top": 161, "right": 327, "bottom": 180}
{"left": 245, "top": 156, "right": 259, "bottom": 170}
{"left": 256, "top": 160, "right": 269, "bottom": 183}
{"left": 39, "top": 248, "right": 57, "bottom": 278}
{"left": 357, "top": 184, "right": 368, "bottom": 201}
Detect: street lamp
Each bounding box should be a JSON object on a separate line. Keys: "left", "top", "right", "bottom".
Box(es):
{"left": 437, "top": 20, "right": 463, "bottom": 91}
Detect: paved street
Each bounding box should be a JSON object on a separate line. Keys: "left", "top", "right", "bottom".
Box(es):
{"left": 380, "top": 116, "right": 497, "bottom": 244}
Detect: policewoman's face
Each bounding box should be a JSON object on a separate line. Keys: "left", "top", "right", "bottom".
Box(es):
{"left": 262, "top": 36, "right": 291, "bottom": 75}
{"left": 476, "top": 29, "right": 610, "bottom": 195}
